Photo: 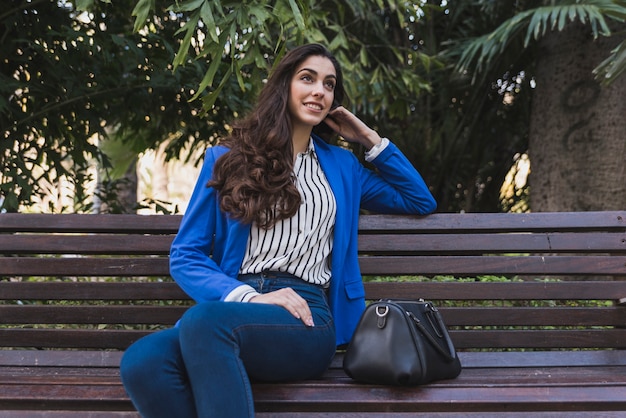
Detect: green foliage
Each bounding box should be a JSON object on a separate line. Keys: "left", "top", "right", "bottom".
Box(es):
{"left": 1, "top": 0, "right": 226, "bottom": 212}
{"left": 456, "top": 0, "right": 626, "bottom": 84}
{"left": 131, "top": 0, "right": 434, "bottom": 119}
{"left": 13, "top": 0, "right": 614, "bottom": 214}
{"left": 594, "top": 36, "right": 626, "bottom": 83}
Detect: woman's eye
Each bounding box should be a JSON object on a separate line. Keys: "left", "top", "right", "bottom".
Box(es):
{"left": 301, "top": 75, "right": 312, "bottom": 82}
{"left": 325, "top": 81, "right": 336, "bottom": 90}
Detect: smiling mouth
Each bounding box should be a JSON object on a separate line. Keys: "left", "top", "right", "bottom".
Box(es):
{"left": 304, "top": 103, "right": 323, "bottom": 111}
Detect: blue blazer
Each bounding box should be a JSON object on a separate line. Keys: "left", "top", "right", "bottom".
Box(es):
{"left": 170, "top": 135, "right": 436, "bottom": 346}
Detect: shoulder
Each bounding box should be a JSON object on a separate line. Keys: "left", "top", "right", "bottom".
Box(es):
{"left": 205, "top": 144, "right": 230, "bottom": 159}
{"left": 202, "top": 144, "right": 230, "bottom": 166}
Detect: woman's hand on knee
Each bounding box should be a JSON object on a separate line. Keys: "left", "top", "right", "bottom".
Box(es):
{"left": 249, "top": 288, "right": 315, "bottom": 327}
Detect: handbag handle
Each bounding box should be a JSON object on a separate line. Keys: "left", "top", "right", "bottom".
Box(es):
{"left": 406, "top": 309, "right": 457, "bottom": 362}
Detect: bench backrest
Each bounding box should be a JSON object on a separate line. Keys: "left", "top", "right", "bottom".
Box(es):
{"left": 1, "top": 212, "right": 625, "bottom": 351}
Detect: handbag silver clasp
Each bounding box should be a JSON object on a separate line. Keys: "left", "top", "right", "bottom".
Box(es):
{"left": 376, "top": 305, "right": 389, "bottom": 328}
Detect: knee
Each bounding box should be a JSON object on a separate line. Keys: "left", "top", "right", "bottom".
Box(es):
{"left": 120, "top": 329, "right": 179, "bottom": 391}
{"left": 120, "top": 337, "right": 154, "bottom": 390}
{"left": 179, "top": 301, "right": 224, "bottom": 335}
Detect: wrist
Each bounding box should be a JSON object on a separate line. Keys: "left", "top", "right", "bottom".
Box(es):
{"left": 364, "top": 131, "right": 382, "bottom": 150}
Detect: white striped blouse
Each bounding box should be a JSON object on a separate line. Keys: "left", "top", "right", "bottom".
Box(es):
{"left": 239, "top": 139, "right": 337, "bottom": 286}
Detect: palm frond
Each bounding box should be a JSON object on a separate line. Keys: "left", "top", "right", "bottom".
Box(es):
{"left": 593, "top": 38, "right": 626, "bottom": 84}
{"left": 456, "top": 0, "right": 626, "bottom": 81}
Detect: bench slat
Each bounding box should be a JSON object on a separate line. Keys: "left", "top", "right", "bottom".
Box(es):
{"left": 0, "top": 213, "right": 181, "bottom": 233}
{"left": 364, "top": 281, "right": 626, "bottom": 300}
{"left": 2, "top": 328, "right": 624, "bottom": 350}
{"left": 4, "top": 349, "right": 626, "bottom": 369}
{"left": 0, "top": 282, "right": 187, "bottom": 300}
{"left": 2, "top": 281, "right": 624, "bottom": 301}
{"left": 0, "top": 329, "right": 148, "bottom": 349}
{"left": 0, "top": 306, "right": 622, "bottom": 327}
{"left": 360, "top": 255, "right": 626, "bottom": 275}
{"left": 452, "top": 329, "right": 626, "bottom": 349}
{"left": 4, "top": 255, "right": 626, "bottom": 277}
{"left": 4, "top": 231, "right": 624, "bottom": 256}
{"left": 358, "top": 232, "right": 626, "bottom": 253}
{"left": 0, "top": 235, "right": 174, "bottom": 255}
{"left": 0, "top": 257, "right": 170, "bottom": 276}
{"left": 357, "top": 211, "right": 626, "bottom": 232}
{"left": 0, "top": 305, "right": 188, "bottom": 325}
{"left": 441, "top": 306, "right": 625, "bottom": 326}
{"left": 3, "top": 380, "right": 626, "bottom": 413}
{"left": 3, "top": 350, "right": 625, "bottom": 369}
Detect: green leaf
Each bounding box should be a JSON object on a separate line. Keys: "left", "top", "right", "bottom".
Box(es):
{"left": 74, "top": 0, "right": 95, "bottom": 11}
{"left": 170, "top": 0, "right": 205, "bottom": 13}
{"left": 200, "top": 66, "right": 233, "bottom": 112}
{"left": 172, "top": 14, "right": 200, "bottom": 69}
{"left": 132, "top": 0, "right": 155, "bottom": 33}
{"left": 594, "top": 39, "right": 626, "bottom": 85}
{"left": 199, "top": 2, "right": 219, "bottom": 43}
{"left": 287, "top": 0, "right": 306, "bottom": 30}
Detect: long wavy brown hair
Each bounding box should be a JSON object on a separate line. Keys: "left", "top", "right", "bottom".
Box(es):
{"left": 208, "top": 44, "right": 345, "bottom": 229}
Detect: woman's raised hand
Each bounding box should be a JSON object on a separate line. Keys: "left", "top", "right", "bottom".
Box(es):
{"left": 324, "top": 106, "right": 382, "bottom": 150}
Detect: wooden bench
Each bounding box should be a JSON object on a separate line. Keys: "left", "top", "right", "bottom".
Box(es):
{"left": 1, "top": 211, "right": 626, "bottom": 417}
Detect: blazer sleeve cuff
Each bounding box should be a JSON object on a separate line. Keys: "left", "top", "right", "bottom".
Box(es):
{"left": 364, "top": 137, "right": 390, "bottom": 162}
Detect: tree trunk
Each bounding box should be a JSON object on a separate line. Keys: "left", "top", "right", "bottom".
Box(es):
{"left": 528, "top": 22, "right": 626, "bottom": 211}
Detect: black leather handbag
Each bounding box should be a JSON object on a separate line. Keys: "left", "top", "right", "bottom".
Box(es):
{"left": 343, "top": 299, "right": 462, "bottom": 386}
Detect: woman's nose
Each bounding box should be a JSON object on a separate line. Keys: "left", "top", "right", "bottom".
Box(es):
{"left": 312, "top": 82, "right": 325, "bottom": 97}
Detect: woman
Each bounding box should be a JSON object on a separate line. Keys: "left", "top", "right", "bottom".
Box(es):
{"left": 120, "top": 43, "right": 436, "bottom": 417}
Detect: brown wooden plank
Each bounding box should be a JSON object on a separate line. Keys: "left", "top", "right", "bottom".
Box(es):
{"left": 2, "top": 281, "right": 625, "bottom": 302}
{"left": 457, "top": 350, "right": 626, "bottom": 368}
{"left": 252, "top": 383, "right": 626, "bottom": 413}
{"left": 0, "top": 350, "right": 123, "bottom": 368}
{"left": 0, "top": 213, "right": 182, "bottom": 234}
{"left": 6, "top": 413, "right": 619, "bottom": 418}
{"left": 0, "top": 328, "right": 150, "bottom": 349}
{"left": 2, "top": 328, "right": 624, "bottom": 351}
{"left": 358, "top": 232, "right": 626, "bottom": 254}
{"left": 4, "top": 254, "right": 626, "bottom": 277}
{"left": 4, "top": 349, "right": 625, "bottom": 370}
{"left": 0, "top": 235, "right": 174, "bottom": 255}
{"left": 359, "top": 255, "right": 626, "bottom": 276}
{"left": 363, "top": 281, "right": 626, "bottom": 301}
{"left": 0, "top": 412, "right": 139, "bottom": 417}
{"left": 2, "top": 306, "right": 620, "bottom": 327}
{"left": 3, "top": 380, "right": 626, "bottom": 413}
{"left": 358, "top": 211, "right": 626, "bottom": 232}
{"left": 440, "top": 307, "right": 625, "bottom": 327}
{"left": 0, "top": 257, "right": 170, "bottom": 276}
{"left": 0, "top": 282, "right": 188, "bottom": 301}
{"left": 0, "top": 305, "right": 188, "bottom": 325}
{"left": 4, "top": 232, "right": 623, "bottom": 256}
{"left": 2, "top": 367, "right": 626, "bottom": 412}
{"left": 4, "top": 212, "right": 623, "bottom": 235}
{"left": 450, "top": 329, "right": 626, "bottom": 349}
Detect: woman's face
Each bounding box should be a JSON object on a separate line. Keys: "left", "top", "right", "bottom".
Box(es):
{"left": 288, "top": 55, "right": 337, "bottom": 131}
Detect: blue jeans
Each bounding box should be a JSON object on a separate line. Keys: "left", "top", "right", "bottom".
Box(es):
{"left": 120, "top": 272, "right": 336, "bottom": 418}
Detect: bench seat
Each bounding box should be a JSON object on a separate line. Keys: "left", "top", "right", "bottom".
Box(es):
{"left": 2, "top": 351, "right": 626, "bottom": 416}
{"left": 1, "top": 211, "right": 626, "bottom": 416}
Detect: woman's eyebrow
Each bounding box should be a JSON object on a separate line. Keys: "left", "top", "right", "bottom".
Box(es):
{"left": 297, "top": 68, "right": 337, "bottom": 79}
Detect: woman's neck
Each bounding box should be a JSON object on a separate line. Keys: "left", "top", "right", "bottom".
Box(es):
{"left": 292, "top": 125, "right": 313, "bottom": 157}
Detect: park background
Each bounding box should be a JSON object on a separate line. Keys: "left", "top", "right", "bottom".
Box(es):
{"left": 2, "top": 0, "right": 625, "bottom": 215}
